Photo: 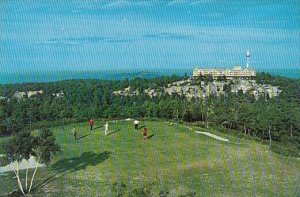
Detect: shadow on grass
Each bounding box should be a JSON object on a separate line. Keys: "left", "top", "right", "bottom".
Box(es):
{"left": 33, "top": 151, "right": 111, "bottom": 193}
{"left": 92, "top": 126, "right": 103, "bottom": 130}
{"left": 137, "top": 125, "right": 146, "bottom": 130}
{"left": 52, "top": 151, "right": 111, "bottom": 173}
{"left": 147, "top": 134, "right": 155, "bottom": 140}
{"left": 76, "top": 134, "right": 90, "bottom": 140}
{"left": 107, "top": 129, "right": 121, "bottom": 136}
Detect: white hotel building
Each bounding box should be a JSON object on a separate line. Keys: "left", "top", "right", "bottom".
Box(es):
{"left": 193, "top": 65, "right": 256, "bottom": 79}
{"left": 193, "top": 50, "right": 256, "bottom": 79}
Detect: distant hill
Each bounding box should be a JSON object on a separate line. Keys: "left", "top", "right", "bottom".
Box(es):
{"left": 1, "top": 68, "right": 298, "bottom": 85}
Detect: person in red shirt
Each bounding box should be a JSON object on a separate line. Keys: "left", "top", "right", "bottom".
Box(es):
{"left": 143, "top": 127, "right": 148, "bottom": 140}
{"left": 88, "top": 118, "right": 94, "bottom": 131}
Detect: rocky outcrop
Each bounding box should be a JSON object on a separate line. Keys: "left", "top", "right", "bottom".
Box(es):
{"left": 113, "top": 78, "right": 281, "bottom": 100}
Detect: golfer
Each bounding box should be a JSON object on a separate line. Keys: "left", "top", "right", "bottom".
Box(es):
{"left": 88, "top": 118, "right": 94, "bottom": 131}
{"left": 104, "top": 122, "right": 109, "bottom": 135}
{"left": 71, "top": 127, "right": 77, "bottom": 140}
{"left": 133, "top": 119, "right": 139, "bottom": 130}
{"left": 143, "top": 127, "right": 148, "bottom": 140}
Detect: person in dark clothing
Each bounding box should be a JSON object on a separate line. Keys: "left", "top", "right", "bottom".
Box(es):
{"left": 143, "top": 127, "right": 148, "bottom": 140}
{"left": 88, "top": 118, "right": 94, "bottom": 131}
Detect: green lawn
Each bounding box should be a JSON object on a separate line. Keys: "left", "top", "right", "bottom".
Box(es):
{"left": 1, "top": 120, "right": 300, "bottom": 196}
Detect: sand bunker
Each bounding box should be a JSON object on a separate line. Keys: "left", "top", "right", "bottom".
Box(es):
{"left": 195, "top": 131, "right": 229, "bottom": 142}
{"left": 0, "top": 156, "right": 45, "bottom": 174}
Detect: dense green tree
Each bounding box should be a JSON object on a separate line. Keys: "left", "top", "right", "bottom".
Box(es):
{"left": 3, "top": 129, "right": 60, "bottom": 195}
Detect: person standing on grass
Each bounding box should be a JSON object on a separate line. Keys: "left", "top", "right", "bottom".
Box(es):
{"left": 71, "top": 127, "right": 77, "bottom": 140}
{"left": 143, "top": 127, "right": 148, "bottom": 140}
{"left": 88, "top": 118, "right": 94, "bottom": 132}
{"left": 133, "top": 119, "right": 139, "bottom": 131}
{"left": 104, "top": 122, "right": 109, "bottom": 135}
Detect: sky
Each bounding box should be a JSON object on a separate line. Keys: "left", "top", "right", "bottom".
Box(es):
{"left": 1, "top": 0, "right": 300, "bottom": 74}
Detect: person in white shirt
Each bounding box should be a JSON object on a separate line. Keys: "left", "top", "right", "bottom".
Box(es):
{"left": 104, "top": 122, "right": 109, "bottom": 135}
{"left": 133, "top": 120, "right": 139, "bottom": 130}
{"left": 71, "top": 127, "right": 76, "bottom": 140}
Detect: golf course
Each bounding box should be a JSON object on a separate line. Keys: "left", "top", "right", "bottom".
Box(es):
{"left": 0, "top": 120, "right": 299, "bottom": 196}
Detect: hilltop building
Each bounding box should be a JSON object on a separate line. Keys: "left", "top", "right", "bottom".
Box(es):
{"left": 13, "top": 90, "right": 43, "bottom": 99}
{"left": 193, "top": 66, "right": 256, "bottom": 79}
{"left": 193, "top": 50, "right": 256, "bottom": 79}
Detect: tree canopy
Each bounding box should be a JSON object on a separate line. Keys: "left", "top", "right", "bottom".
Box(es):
{"left": 0, "top": 73, "right": 299, "bottom": 156}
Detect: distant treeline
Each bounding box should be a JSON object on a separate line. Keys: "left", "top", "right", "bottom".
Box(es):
{"left": 0, "top": 73, "right": 299, "bottom": 156}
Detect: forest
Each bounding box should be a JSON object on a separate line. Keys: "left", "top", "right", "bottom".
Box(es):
{"left": 0, "top": 73, "right": 299, "bottom": 156}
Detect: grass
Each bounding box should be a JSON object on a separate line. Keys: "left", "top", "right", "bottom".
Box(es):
{"left": 0, "top": 120, "right": 300, "bottom": 196}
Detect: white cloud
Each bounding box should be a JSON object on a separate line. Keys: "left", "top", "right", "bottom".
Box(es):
{"left": 167, "top": 0, "right": 213, "bottom": 6}
{"left": 102, "top": 0, "right": 130, "bottom": 8}
{"left": 167, "top": 0, "right": 189, "bottom": 6}
{"left": 190, "top": 0, "right": 213, "bottom": 5}
{"left": 135, "top": 1, "right": 159, "bottom": 6}
{"left": 101, "top": 0, "right": 158, "bottom": 9}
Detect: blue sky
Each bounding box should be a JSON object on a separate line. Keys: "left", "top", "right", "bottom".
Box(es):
{"left": 1, "top": 0, "right": 299, "bottom": 74}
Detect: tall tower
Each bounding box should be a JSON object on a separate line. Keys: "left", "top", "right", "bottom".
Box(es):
{"left": 246, "top": 49, "right": 250, "bottom": 69}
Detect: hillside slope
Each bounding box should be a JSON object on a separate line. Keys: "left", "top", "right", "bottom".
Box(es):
{"left": 1, "top": 120, "right": 299, "bottom": 196}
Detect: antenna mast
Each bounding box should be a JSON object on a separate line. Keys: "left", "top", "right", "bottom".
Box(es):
{"left": 246, "top": 49, "right": 250, "bottom": 69}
